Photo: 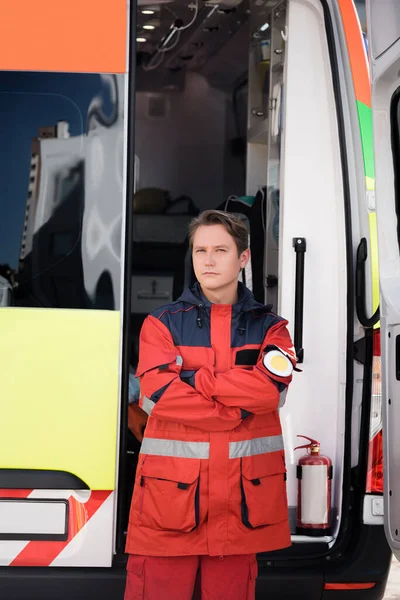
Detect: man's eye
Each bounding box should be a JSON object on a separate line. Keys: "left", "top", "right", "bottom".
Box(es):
{"left": 217, "top": 249, "right": 226, "bottom": 252}
{"left": 196, "top": 249, "right": 205, "bottom": 253}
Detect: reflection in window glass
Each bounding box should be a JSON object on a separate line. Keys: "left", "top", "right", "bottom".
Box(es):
{"left": 0, "top": 72, "right": 124, "bottom": 309}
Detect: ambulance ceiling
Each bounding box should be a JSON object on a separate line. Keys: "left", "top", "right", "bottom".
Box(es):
{"left": 135, "top": 0, "right": 256, "bottom": 90}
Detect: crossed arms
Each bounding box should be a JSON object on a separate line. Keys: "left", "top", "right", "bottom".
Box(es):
{"left": 136, "top": 314, "right": 296, "bottom": 432}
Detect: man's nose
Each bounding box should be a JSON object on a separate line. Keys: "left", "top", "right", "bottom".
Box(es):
{"left": 205, "top": 253, "right": 215, "bottom": 265}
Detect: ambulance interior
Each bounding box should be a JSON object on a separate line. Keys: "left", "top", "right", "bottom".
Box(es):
{"left": 126, "top": 0, "right": 349, "bottom": 555}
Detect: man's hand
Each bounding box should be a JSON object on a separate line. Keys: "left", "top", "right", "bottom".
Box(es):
{"left": 128, "top": 403, "right": 148, "bottom": 443}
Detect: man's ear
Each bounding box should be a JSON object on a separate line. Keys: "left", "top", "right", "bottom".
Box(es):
{"left": 239, "top": 249, "right": 251, "bottom": 269}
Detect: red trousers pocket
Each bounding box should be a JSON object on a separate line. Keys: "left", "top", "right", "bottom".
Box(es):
{"left": 124, "top": 555, "right": 199, "bottom": 600}
{"left": 248, "top": 555, "right": 258, "bottom": 600}
{"left": 124, "top": 554, "right": 257, "bottom": 600}
{"left": 200, "top": 554, "right": 258, "bottom": 600}
{"left": 124, "top": 555, "right": 145, "bottom": 600}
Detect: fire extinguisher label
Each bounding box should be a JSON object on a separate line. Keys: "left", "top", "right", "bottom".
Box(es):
{"left": 301, "top": 465, "right": 329, "bottom": 525}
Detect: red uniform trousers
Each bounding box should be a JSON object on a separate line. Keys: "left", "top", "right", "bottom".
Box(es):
{"left": 124, "top": 553, "right": 258, "bottom": 600}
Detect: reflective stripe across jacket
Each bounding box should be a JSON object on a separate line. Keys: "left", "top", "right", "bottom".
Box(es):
{"left": 125, "top": 282, "right": 297, "bottom": 557}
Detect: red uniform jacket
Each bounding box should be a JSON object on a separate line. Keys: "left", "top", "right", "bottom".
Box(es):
{"left": 125, "top": 282, "right": 296, "bottom": 557}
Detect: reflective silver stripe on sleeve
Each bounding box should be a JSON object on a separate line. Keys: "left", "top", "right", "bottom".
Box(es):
{"left": 142, "top": 395, "right": 156, "bottom": 416}
{"left": 279, "top": 389, "right": 288, "bottom": 408}
{"left": 176, "top": 355, "right": 183, "bottom": 366}
{"left": 229, "top": 434, "right": 284, "bottom": 459}
{"left": 140, "top": 438, "right": 210, "bottom": 459}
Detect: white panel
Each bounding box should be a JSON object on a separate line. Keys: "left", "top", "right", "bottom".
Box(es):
{"left": 51, "top": 492, "right": 114, "bottom": 567}
{"left": 292, "top": 534, "right": 333, "bottom": 544}
{"left": 301, "top": 465, "right": 329, "bottom": 525}
{"left": 9, "top": 489, "right": 116, "bottom": 567}
{"left": 131, "top": 274, "right": 173, "bottom": 313}
{"left": 0, "top": 541, "right": 30, "bottom": 566}
{"left": 0, "top": 500, "right": 66, "bottom": 535}
{"left": 363, "top": 494, "right": 384, "bottom": 525}
{"left": 28, "top": 489, "right": 90, "bottom": 502}
{"left": 279, "top": 0, "right": 346, "bottom": 535}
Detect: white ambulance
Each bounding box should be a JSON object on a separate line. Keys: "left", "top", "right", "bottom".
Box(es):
{"left": 0, "top": 0, "right": 398, "bottom": 598}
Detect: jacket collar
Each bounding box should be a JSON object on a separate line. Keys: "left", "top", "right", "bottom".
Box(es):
{"left": 178, "top": 281, "right": 271, "bottom": 316}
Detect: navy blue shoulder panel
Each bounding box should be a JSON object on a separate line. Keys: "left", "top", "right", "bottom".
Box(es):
{"left": 150, "top": 300, "right": 285, "bottom": 349}
{"left": 150, "top": 301, "right": 211, "bottom": 348}
{"left": 231, "top": 310, "right": 285, "bottom": 348}
{"left": 150, "top": 300, "right": 185, "bottom": 320}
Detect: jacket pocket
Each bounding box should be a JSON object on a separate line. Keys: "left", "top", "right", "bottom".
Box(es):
{"left": 139, "top": 455, "right": 201, "bottom": 532}
{"left": 240, "top": 451, "right": 288, "bottom": 528}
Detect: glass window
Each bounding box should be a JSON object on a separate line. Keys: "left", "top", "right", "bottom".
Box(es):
{"left": 0, "top": 72, "right": 124, "bottom": 309}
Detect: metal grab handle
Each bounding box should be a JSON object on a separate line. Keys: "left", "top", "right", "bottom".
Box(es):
{"left": 293, "top": 237, "right": 306, "bottom": 363}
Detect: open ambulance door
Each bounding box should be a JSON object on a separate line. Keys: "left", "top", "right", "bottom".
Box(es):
{"left": 0, "top": 0, "right": 129, "bottom": 570}
{"left": 366, "top": 0, "right": 400, "bottom": 562}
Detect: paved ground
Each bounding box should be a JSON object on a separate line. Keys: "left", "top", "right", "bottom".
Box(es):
{"left": 384, "top": 558, "right": 400, "bottom": 599}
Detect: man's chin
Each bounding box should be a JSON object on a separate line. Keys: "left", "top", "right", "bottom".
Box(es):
{"left": 199, "top": 279, "right": 222, "bottom": 291}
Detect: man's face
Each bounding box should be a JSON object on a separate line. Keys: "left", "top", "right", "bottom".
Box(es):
{"left": 192, "top": 224, "right": 250, "bottom": 296}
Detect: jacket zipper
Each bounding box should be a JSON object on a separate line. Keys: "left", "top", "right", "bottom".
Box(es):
{"left": 197, "top": 303, "right": 212, "bottom": 346}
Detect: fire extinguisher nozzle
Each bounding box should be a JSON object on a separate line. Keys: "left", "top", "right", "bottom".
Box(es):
{"left": 294, "top": 434, "right": 320, "bottom": 452}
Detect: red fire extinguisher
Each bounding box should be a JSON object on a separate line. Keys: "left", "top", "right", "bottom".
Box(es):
{"left": 294, "top": 435, "right": 332, "bottom": 536}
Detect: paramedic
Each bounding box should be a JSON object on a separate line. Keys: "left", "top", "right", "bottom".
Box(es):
{"left": 124, "top": 210, "right": 296, "bottom": 600}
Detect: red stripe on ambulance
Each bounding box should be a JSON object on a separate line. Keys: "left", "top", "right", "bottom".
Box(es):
{"left": 0, "top": 489, "right": 33, "bottom": 499}
{"left": 9, "top": 490, "right": 112, "bottom": 567}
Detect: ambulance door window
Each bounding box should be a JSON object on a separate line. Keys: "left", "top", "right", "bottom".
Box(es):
{"left": 0, "top": 72, "right": 124, "bottom": 310}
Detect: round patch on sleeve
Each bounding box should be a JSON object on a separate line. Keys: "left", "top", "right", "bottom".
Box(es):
{"left": 263, "top": 350, "right": 293, "bottom": 377}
